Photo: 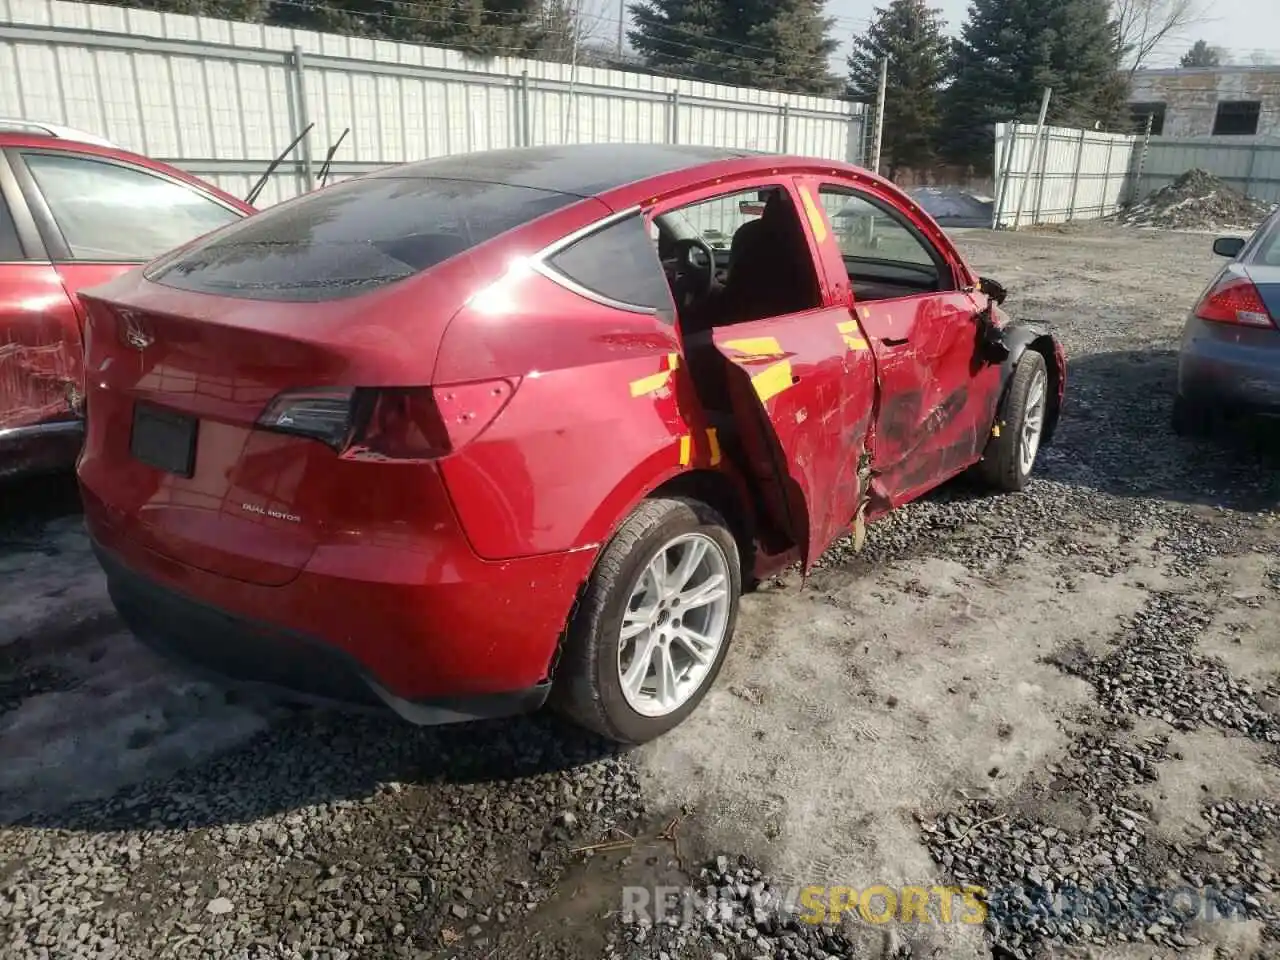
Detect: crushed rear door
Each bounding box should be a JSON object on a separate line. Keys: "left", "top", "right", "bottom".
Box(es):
{"left": 709, "top": 310, "right": 864, "bottom": 570}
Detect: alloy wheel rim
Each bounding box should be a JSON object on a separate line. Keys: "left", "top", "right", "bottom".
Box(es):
{"left": 617, "top": 532, "right": 731, "bottom": 718}
{"left": 1020, "top": 367, "right": 1048, "bottom": 477}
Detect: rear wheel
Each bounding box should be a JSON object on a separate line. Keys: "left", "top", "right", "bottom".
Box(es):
{"left": 978, "top": 350, "right": 1049, "bottom": 492}
{"left": 551, "top": 497, "right": 740, "bottom": 744}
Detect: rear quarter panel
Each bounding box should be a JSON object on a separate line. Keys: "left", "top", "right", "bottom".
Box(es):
{"left": 435, "top": 275, "right": 716, "bottom": 560}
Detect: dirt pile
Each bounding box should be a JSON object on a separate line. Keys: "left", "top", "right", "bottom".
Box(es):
{"left": 1120, "top": 168, "right": 1275, "bottom": 230}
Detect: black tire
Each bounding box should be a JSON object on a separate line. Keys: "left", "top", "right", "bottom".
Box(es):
{"left": 1171, "top": 394, "right": 1211, "bottom": 437}
{"left": 550, "top": 497, "right": 741, "bottom": 744}
{"left": 977, "top": 350, "right": 1049, "bottom": 492}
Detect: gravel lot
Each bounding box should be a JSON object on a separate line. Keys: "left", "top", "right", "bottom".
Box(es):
{"left": 2, "top": 222, "right": 1278, "bottom": 960}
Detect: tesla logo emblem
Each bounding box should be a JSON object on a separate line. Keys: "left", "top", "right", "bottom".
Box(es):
{"left": 121, "top": 312, "right": 153, "bottom": 350}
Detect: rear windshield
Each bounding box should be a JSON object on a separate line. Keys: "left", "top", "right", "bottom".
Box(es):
{"left": 146, "top": 176, "right": 577, "bottom": 302}
{"left": 1254, "top": 213, "right": 1280, "bottom": 266}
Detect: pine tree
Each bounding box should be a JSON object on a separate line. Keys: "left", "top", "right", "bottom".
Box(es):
{"left": 628, "top": 0, "right": 839, "bottom": 94}
{"left": 847, "top": 0, "right": 949, "bottom": 179}
{"left": 942, "top": 0, "right": 1129, "bottom": 171}
{"left": 1179, "top": 39, "right": 1222, "bottom": 68}
{"left": 268, "top": 0, "right": 548, "bottom": 55}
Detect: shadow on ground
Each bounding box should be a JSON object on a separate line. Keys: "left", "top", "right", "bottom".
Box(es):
{"left": 4, "top": 698, "right": 624, "bottom": 832}
{"left": 1047, "top": 347, "right": 1280, "bottom": 511}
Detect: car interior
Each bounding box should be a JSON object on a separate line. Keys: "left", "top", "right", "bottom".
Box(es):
{"left": 652, "top": 184, "right": 947, "bottom": 340}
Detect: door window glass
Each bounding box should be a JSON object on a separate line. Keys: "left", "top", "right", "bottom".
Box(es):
{"left": 23, "top": 153, "right": 241, "bottom": 262}
{"left": 0, "top": 196, "right": 21, "bottom": 260}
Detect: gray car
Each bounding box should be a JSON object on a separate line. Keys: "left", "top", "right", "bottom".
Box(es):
{"left": 1173, "top": 208, "right": 1280, "bottom": 435}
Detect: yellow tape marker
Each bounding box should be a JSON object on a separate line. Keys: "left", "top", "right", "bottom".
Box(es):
{"left": 798, "top": 185, "right": 829, "bottom": 243}
{"left": 679, "top": 434, "right": 692, "bottom": 465}
{"left": 843, "top": 335, "right": 869, "bottom": 351}
{"left": 836, "top": 319, "right": 860, "bottom": 334}
{"left": 836, "top": 320, "right": 870, "bottom": 351}
{"left": 722, "top": 336, "right": 784, "bottom": 360}
{"left": 706, "top": 427, "right": 721, "bottom": 466}
{"left": 628, "top": 352, "right": 682, "bottom": 397}
{"left": 630, "top": 370, "right": 670, "bottom": 397}
{"left": 992, "top": 423, "right": 1001, "bottom": 438}
{"left": 752, "top": 360, "right": 794, "bottom": 403}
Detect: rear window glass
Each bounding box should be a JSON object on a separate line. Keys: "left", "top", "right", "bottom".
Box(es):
{"left": 147, "top": 176, "right": 577, "bottom": 302}
{"left": 1255, "top": 215, "right": 1280, "bottom": 266}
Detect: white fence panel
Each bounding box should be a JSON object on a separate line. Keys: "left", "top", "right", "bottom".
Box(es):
{"left": 993, "top": 121, "right": 1139, "bottom": 228}
{"left": 0, "top": 0, "right": 866, "bottom": 207}
{"left": 1135, "top": 138, "right": 1280, "bottom": 205}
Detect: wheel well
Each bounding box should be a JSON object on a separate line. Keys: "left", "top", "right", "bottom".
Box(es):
{"left": 1026, "top": 335, "right": 1062, "bottom": 445}
{"left": 649, "top": 469, "right": 755, "bottom": 570}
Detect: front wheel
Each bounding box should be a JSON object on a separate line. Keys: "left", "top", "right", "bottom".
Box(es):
{"left": 977, "top": 350, "right": 1050, "bottom": 492}
{"left": 551, "top": 497, "right": 741, "bottom": 744}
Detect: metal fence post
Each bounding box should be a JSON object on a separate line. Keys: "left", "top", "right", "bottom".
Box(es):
{"left": 1033, "top": 128, "right": 1051, "bottom": 224}
{"left": 992, "top": 122, "right": 1018, "bottom": 229}
{"left": 1126, "top": 113, "right": 1153, "bottom": 206}
{"left": 777, "top": 103, "right": 790, "bottom": 153}
{"left": 668, "top": 89, "right": 680, "bottom": 144}
{"left": 1013, "top": 87, "right": 1052, "bottom": 230}
{"left": 1245, "top": 142, "right": 1259, "bottom": 198}
{"left": 518, "top": 70, "right": 532, "bottom": 147}
{"left": 1102, "top": 138, "right": 1116, "bottom": 217}
{"left": 1066, "top": 128, "right": 1087, "bottom": 221}
{"left": 290, "top": 45, "right": 315, "bottom": 193}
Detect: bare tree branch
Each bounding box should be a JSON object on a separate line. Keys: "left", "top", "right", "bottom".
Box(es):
{"left": 1114, "top": 0, "right": 1207, "bottom": 73}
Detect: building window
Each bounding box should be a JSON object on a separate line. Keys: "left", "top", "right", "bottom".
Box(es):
{"left": 1212, "top": 101, "right": 1261, "bottom": 136}
{"left": 1128, "top": 102, "right": 1166, "bottom": 135}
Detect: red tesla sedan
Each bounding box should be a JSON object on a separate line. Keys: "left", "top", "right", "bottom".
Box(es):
{"left": 1, "top": 122, "right": 254, "bottom": 479}
{"left": 77, "top": 144, "right": 1066, "bottom": 743}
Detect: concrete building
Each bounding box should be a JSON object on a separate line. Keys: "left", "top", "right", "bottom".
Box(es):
{"left": 1128, "top": 66, "right": 1280, "bottom": 138}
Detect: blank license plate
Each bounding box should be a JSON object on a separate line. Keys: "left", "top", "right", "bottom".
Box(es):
{"left": 130, "top": 403, "right": 197, "bottom": 477}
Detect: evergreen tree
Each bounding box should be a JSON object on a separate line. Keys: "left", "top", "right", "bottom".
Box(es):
{"left": 847, "top": 0, "right": 949, "bottom": 178}
{"left": 942, "top": 0, "right": 1129, "bottom": 170}
{"left": 269, "top": 0, "right": 547, "bottom": 54}
{"left": 1179, "top": 39, "right": 1222, "bottom": 67}
{"left": 628, "top": 0, "right": 839, "bottom": 94}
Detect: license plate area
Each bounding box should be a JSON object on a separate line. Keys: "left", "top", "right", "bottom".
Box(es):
{"left": 130, "top": 403, "right": 197, "bottom": 477}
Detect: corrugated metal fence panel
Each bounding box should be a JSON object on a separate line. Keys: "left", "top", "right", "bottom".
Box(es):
{"left": 993, "top": 122, "right": 1139, "bottom": 228}
{"left": 1136, "top": 138, "right": 1280, "bottom": 204}
{"left": 0, "top": 0, "right": 866, "bottom": 207}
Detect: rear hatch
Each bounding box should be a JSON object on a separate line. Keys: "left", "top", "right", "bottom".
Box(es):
{"left": 77, "top": 173, "right": 583, "bottom": 586}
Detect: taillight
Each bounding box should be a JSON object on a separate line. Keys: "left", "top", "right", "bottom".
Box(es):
{"left": 258, "top": 387, "right": 358, "bottom": 450}
{"left": 1194, "top": 276, "right": 1276, "bottom": 328}
{"left": 258, "top": 379, "right": 517, "bottom": 460}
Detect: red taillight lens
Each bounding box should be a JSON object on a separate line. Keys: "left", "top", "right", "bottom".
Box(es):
{"left": 1194, "top": 276, "right": 1276, "bottom": 328}
{"left": 347, "top": 388, "right": 451, "bottom": 462}
{"left": 258, "top": 379, "right": 517, "bottom": 461}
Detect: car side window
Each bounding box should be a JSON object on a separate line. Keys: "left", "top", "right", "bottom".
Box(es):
{"left": 545, "top": 213, "right": 676, "bottom": 318}
{"left": 817, "top": 185, "right": 949, "bottom": 295}
{"left": 0, "top": 195, "right": 22, "bottom": 260}
{"left": 22, "top": 152, "right": 241, "bottom": 262}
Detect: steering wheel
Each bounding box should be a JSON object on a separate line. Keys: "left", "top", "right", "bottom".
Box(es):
{"left": 669, "top": 237, "right": 717, "bottom": 306}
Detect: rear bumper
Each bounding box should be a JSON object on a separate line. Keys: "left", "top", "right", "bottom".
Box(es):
{"left": 94, "top": 538, "right": 553, "bottom": 725}
{"left": 1178, "top": 316, "right": 1280, "bottom": 416}
{"left": 0, "top": 419, "right": 82, "bottom": 480}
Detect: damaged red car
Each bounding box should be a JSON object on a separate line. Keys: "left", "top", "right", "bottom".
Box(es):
{"left": 77, "top": 144, "right": 1066, "bottom": 743}
{"left": 0, "top": 123, "right": 253, "bottom": 479}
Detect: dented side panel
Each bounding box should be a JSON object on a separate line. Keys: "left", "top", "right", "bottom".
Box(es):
{"left": 0, "top": 263, "right": 82, "bottom": 434}
{"left": 859, "top": 291, "right": 1005, "bottom": 508}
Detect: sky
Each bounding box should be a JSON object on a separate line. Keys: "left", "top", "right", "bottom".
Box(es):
{"left": 584, "top": 0, "right": 1280, "bottom": 69}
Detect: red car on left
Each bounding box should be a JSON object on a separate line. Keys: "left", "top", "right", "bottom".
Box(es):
{"left": 0, "top": 121, "right": 253, "bottom": 479}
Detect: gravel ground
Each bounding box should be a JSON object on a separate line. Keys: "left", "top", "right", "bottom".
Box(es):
{"left": 2, "top": 222, "right": 1279, "bottom": 960}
